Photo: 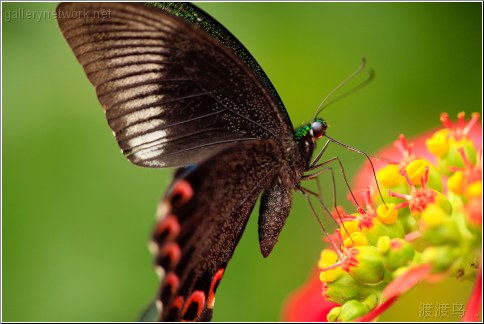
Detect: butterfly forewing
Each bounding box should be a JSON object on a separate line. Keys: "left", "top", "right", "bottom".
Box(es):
{"left": 57, "top": 2, "right": 294, "bottom": 168}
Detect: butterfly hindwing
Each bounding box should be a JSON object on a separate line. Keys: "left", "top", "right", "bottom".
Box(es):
{"left": 56, "top": 2, "right": 294, "bottom": 168}
{"left": 151, "top": 140, "right": 284, "bottom": 321}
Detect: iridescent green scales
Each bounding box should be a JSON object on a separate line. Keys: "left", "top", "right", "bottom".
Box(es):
{"left": 294, "top": 118, "right": 325, "bottom": 142}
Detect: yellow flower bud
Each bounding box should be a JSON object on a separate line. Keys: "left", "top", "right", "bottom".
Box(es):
{"left": 376, "top": 203, "right": 398, "bottom": 224}
{"left": 377, "top": 236, "right": 391, "bottom": 255}
{"left": 406, "top": 159, "right": 430, "bottom": 185}
{"left": 318, "top": 249, "right": 338, "bottom": 268}
{"left": 340, "top": 220, "right": 360, "bottom": 240}
{"left": 337, "top": 300, "right": 370, "bottom": 322}
{"left": 320, "top": 264, "right": 343, "bottom": 283}
{"left": 465, "top": 180, "right": 482, "bottom": 199}
{"left": 343, "top": 231, "right": 368, "bottom": 248}
{"left": 426, "top": 129, "right": 449, "bottom": 157}
{"left": 327, "top": 307, "right": 341, "bottom": 322}
{"left": 421, "top": 204, "right": 448, "bottom": 228}
{"left": 447, "top": 170, "right": 464, "bottom": 195}
{"left": 377, "top": 164, "right": 402, "bottom": 188}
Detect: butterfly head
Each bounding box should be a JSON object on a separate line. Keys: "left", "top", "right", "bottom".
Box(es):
{"left": 310, "top": 118, "right": 328, "bottom": 139}
{"left": 294, "top": 118, "right": 328, "bottom": 143}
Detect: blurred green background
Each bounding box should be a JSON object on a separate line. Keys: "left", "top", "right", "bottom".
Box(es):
{"left": 2, "top": 2, "right": 481, "bottom": 322}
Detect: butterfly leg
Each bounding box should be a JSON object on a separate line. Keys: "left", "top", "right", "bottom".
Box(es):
{"left": 302, "top": 167, "right": 338, "bottom": 216}
{"left": 302, "top": 167, "right": 337, "bottom": 219}
{"left": 302, "top": 167, "right": 355, "bottom": 244}
{"left": 310, "top": 139, "right": 330, "bottom": 168}
{"left": 324, "top": 135, "right": 386, "bottom": 206}
{"left": 304, "top": 156, "right": 360, "bottom": 207}
{"left": 310, "top": 137, "right": 386, "bottom": 207}
{"left": 299, "top": 175, "right": 333, "bottom": 221}
{"left": 298, "top": 185, "right": 344, "bottom": 257}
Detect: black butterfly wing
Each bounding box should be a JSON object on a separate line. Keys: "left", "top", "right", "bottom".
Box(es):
{"left": 56, "top": 2, "right": 294, "bottom": 168}
{"left": 151, "top": 139, "right": 283, "bottom": 321}
{"left": 57, "top": 2, "right": 302, "bottom": 321}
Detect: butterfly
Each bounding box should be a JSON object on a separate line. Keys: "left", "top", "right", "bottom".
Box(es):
{"left": 56, "top": 2, "right": 366, "bottom": 321}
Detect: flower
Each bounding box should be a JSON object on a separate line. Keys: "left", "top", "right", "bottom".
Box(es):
{"left": 283, "top": 270, "right": 339, "bottom": 322}
{"left": 283, "top": 112, "right": 482, "bottom": 322}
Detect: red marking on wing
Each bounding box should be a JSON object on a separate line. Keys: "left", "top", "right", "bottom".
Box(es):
{"left": 208, "top": 268, "right": 225, "bottom": 309}
{"left": 154, "top": 214, "right": 180, "bottom": 242}
{"left": 172, "top": 296, "right": 185, "bottom": 309}
{"left": 165, "top": 295, "right": 185, "bottom": 320}
{"left": 181, "top": 290, "right": 206, "bottom": 322}
{"left": 169, "top": 179, "right": 194, "bottom": 206}
{"left": 159, "top": 242, "right": 182, "bottom": 270}
{"left": 163, "top": 272, "right": 180, "bottom": 295}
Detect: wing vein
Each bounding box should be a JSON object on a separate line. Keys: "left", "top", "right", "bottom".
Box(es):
{"left": 104, "top": 91, "right": 210, "bottom": 117}
{"left": 97, "top": 77, "right": 193, "bottom": 102}
{"left": 115, "top": 108, "right": 227, "bottom": 135}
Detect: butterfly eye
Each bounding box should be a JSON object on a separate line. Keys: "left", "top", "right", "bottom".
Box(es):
{"left": 311, "top": 120, "right": 327, "bottom": 138}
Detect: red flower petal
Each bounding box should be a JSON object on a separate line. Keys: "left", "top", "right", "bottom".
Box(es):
{"left": 353, "top": 264, "right": 432, "bottom": 322}
{"left": 462, "top": 261, "right": 482, "bottom": 322}
{"left": 282, "top": 271, "right": 339, "bottom": 322}
{"left": 356, "top": 295, "right": 399, "bottom": 322}
{"left": 353, "top": 123, "right": 482, "bottom": 190}
{"left": 382, "top": 264, "right": 433, "bottom": 300}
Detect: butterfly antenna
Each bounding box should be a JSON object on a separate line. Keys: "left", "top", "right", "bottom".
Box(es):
{"left": 314, "top": 57, "right": 367, "bottom": 120}
{"left": 321, "top": 69, "right": 374, "bottom": 111}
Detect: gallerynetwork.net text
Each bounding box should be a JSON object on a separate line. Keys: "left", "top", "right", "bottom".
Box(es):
{"left": 4, "top": 8, "right": 111, "bottom": 22}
